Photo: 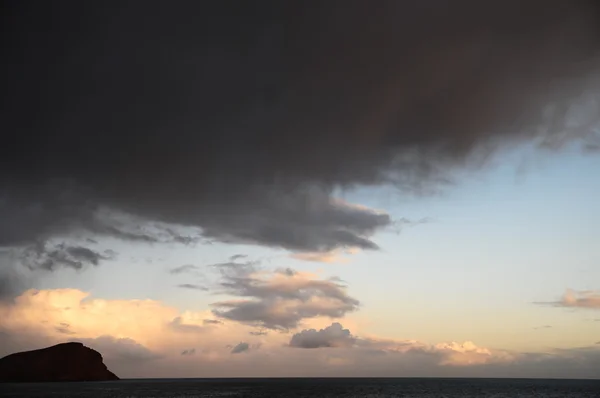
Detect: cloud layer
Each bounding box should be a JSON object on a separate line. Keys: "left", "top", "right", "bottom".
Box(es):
{"left": 2, "top": 291, "right": 598, "bottom": 379}
{"left": 2, "top": 0, "right": 600, "bottom": 276}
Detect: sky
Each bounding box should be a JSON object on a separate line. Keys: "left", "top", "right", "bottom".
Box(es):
{"left": 1, "top": 0, "right": 600, "bottom": 379}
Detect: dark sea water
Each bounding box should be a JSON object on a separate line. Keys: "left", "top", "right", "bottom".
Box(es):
{"left": 1, "top": 378, "right": 599, "bottom": 397}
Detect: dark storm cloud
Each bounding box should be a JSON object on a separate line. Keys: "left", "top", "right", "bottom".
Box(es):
{"left": 230, "top": 342, "right": 250, "bottom": 354}
{"left": 2, "top": 0, "right": 600, "bottom": 262}
{"left": 211, "top": 262, "right": 359, "bottom": 329}
{"left": 289, "top": 323, "right": 356, "bottom": 348}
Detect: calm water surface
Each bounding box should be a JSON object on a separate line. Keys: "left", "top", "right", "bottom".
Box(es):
{"left": 2, "top": 378, "right": 599, "bottom": 397}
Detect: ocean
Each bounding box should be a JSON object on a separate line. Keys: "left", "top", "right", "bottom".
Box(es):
{"left": 1, "top": 378, "right": 599, "bottom": 397}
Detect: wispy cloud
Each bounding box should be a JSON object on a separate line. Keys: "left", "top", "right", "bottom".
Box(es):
{"left": 169, "top": 264, "right": 201, "bottom": 275}
{"left": 177, "top": 284, "right": 208, "bottom": 291}
{"left": 229, "top": 254, "right": 247, "bottom": 261}
{"left": 21, "top": 241, "right": 116, "bottom": 271}
{"left": 537, "top": 290, "right": 600, "bottom": 309}
{"left": 290, "top": 248, "right": 360, "bottom": 264}
{"left": 181, "top": 348, "right": 196, "bottom": 356}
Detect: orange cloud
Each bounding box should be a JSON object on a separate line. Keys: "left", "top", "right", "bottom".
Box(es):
{"left": 290, "top": 247, "right": 361, "bottom": 264}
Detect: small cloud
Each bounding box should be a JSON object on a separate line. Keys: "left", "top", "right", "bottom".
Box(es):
{"left": 55, "top": 325, "right": 75, "bottom": 335}
{"left": 274, "top": 267, "right": 297, "bottom": 276}
{"left": 389, "top": 217, "right": 431, "bottom": 235}
{"left": 168, "top": 316, "right": 205, "bottom": 333}
{"left": 533, "top": 325, "right": 552, "bottom": 330}
{"left": 289, "top": 322, "right": 356, "bottom": 349}
{"left": 536, "top": 290, "right": 600, "bottom": 309}
{"left": 249, "top": 330, "right": 268, "bottom": 336}
{"left": 231, "top": 342, "right": 249, "bottom": 354}
{"left": 290, "top": 247, "right": 361, "bottom": 264}
{"left": 181, "top": 348, "right": 196, "bottom": 356}
{"left": 177, "top": 283, "right": 208, "bottom": 291}
{"left": 202, "top": 319, "right": 222, "bottom": 325}
{"left": 169, "top": 264, "right": 200, "bottom": 275}
{"left": 229, "top": 254, "right": 247, "bottom": 261}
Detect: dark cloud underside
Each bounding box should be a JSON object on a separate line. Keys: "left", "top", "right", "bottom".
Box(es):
{"left": 289, "top": 323, "right": 356, "bottom": 349}
{"left": 1, "top": 0, "right": 600, "bottom": 268}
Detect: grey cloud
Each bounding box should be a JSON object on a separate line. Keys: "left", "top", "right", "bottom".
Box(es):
{"left": 389, "top": 217, "right": 432, "bottom": 234}
{"left": 181, "top": 348, "right": 196, "bottom": 356}
{"left": 275, "top": 268, "right": 297, "bottom": 277}
{"left": 211, "top": 262, "right": 359, "bottom": 330}
{"left": 231, "top": 342, "right": 250, "bottom": 354}
{"left": 537, "top": 290, "right": 600, "bottom": 309}
{"left": 533, "top": 325, "right": 552, "bottom": 330}
{"left": 0, "top": 255, "right": 28, "bottom": 301}
{"left": 169, "top": 264, "right": 201, "bottom": 275}
{"left": 20, "top": 242, "right": 115, "bottom": 271}
{"left": 177, "top": 284, "right": 208, "bottom": 291}
{"left": 230, "top": 254, "right": 247, "bottom": 261}
{"left": 3, "top": 1, "right": 599, "bottom": 267}
{"left": 289, "top": 322, "right": 356, "bottom": 348}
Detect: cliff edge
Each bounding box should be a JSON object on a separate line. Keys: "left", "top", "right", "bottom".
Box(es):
{"left": 0, "top": 342, "right": 119, "bottom": 382}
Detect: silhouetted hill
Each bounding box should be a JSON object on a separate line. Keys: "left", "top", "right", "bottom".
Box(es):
{"left": 0, "top": 342, "right": 119, "bottom": 382}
